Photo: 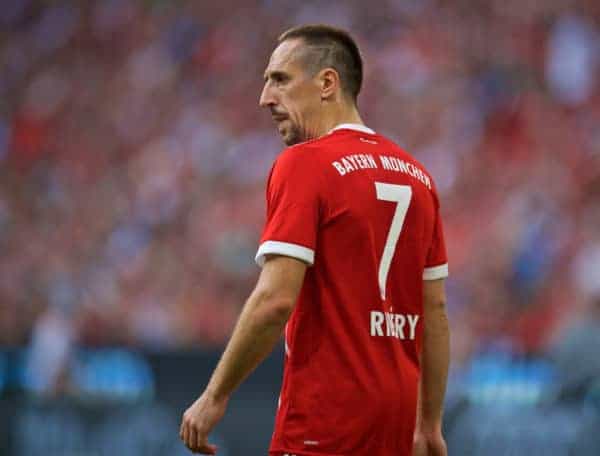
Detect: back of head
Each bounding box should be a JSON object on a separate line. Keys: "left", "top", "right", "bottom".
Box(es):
{"left": 278, "top": 24, "right": 363, "bottom": 105}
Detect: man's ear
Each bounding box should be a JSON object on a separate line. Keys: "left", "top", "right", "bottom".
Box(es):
{"left": 319, "top": 68, "right": 341, "bottom": 100}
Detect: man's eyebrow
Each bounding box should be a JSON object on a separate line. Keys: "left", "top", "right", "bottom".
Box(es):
{"left": 264, "top": 70, "right": 287, "bottom": 82}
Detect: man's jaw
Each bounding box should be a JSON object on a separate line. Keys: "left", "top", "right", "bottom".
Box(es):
{"left": 273, "top": 116, "right": 294, "bottom": 143}
{"left": 269, "top": 112, "right": 304, "bottom": 145}
{"left": 283, "top": 125, "right": 304, "bottom": 146}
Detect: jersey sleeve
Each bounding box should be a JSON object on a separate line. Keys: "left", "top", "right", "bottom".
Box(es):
{"left": 423, "top": 195, "right": 449, "bottom": 280}
{"left": 255, "top": 147, "right": 321, "bottom": 267}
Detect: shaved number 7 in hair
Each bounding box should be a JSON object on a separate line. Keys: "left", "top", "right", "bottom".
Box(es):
{"left": 374, "top": 182, "right": 412, "bottom": 301}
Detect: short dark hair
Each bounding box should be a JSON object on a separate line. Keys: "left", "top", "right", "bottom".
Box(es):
{"left": 278, "top": 24, "right": 363, "bottom": 103}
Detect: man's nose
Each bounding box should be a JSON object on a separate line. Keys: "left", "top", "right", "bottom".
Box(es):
{"left": 259, "top": 84, "right": 276, "bottom": 108}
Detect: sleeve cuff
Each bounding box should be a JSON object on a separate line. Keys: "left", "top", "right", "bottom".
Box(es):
{"left": 423, "top": 263, "right": 448, "bottom": 280}
{"left": 255, "top": 241, "right": 315, "bottom": 267}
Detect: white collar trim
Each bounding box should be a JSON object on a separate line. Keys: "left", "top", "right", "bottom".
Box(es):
{"left": 330, "top": 123, "right": 375, "bottom": 135}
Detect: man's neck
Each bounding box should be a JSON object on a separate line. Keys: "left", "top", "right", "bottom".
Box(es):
{"left": 317, "top": 107, "right": 365, "bottom": 138}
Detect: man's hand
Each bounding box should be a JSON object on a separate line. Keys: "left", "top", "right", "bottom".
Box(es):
{"left": 413, "top": 429, "right": 447, "bottom": 456}
{"left": 180, "top": 392, "right": 228, "bottom": 454}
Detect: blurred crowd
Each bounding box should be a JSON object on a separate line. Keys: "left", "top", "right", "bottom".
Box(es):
{"left": 1, "top": 0, "right": 599, "bottom": 379}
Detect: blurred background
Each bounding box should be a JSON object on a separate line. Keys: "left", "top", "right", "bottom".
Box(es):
{"left": 1, "top": 0, "right": 600, "bottom": 454}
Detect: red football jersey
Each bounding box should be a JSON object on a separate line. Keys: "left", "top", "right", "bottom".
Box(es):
{"left": 256, "top": 124, "right": 448, "bottom": 456}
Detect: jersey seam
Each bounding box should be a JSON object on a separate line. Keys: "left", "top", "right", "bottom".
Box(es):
{"left": 256, "top": 240, "right": 315, "bottom": 266}
{"left": 423, "top": 263, "right": 449, "bottom": 280}
{"left": 270, "top": 446, "right": 346, "bottom": 456}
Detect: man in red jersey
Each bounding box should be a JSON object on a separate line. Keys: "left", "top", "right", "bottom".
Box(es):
{"left": 180, "top": 24, "right": 449, "bottom": 456}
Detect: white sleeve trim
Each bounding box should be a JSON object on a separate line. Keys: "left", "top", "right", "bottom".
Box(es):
{"left": 255, "top": 241, "right": 315, "bottom": 267}
{"left": 423, "top": 263, "right": 449, "bottom": 280}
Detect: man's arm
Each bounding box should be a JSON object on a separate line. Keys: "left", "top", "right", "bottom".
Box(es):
{"left": 413, "top": 278, "right": 450, "bottom": 456}
{"left": 180, "top": 255, "right": 307, "bottom": 454}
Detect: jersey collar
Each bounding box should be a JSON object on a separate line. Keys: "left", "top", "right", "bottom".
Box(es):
{"left": 330, "top": 123, "right": 375, "bottom": 135}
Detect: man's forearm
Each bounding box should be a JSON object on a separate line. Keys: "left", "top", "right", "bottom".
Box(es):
{"left": 204, "top": 290, "right": 291, "bottom": 402}
{"left": 417, "top": 301, "right": 450, "bottom": 430}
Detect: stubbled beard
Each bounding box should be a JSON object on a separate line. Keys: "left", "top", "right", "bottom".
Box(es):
{"left": 282, "top": 123, "right": 304, "bottom": 146}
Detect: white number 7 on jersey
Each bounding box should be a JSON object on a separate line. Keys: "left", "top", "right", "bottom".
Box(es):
{"left": 375, "top": 182, "right": 412, "bottom": 301}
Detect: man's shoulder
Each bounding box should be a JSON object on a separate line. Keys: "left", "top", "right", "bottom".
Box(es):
{"left": 273, "top": 143, "right": 317, "bottom": 171}
{"left": 269, "top": 141, "right": 325, "bottom": 186}
{"left": 277, "top": 130, "right": 379, "bottom": 165}
{"left": 274, "top": 135, "right": 336, "bottom": 169}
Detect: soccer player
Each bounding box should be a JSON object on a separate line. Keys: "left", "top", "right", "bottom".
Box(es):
{"left": 180, "top": 24, "right": 450, "bottom": 456}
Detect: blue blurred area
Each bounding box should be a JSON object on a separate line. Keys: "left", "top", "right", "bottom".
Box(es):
{"left": 0, "top": 348, "right": 273, "bottom": 455}
{"left": 1, "top": 346, "right": 600, "bottom": 454}
{"left": 447, "top": 403, "right": 595, "bottom": 455}
{"left": 0, "top": 352, "right": 6, "bottom": 392}
{"left": 69, "top": 349, "right": 155, "bottom": 400}
{"left": 462, "top": 351, "right": 556, "bottom": 406}
{"left": 2, "top": 348, "right": 154, "bottom": 400}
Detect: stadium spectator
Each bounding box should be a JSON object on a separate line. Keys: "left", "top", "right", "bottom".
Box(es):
{"left": 0, "top": 0, "right": 598, "bottom": 387}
